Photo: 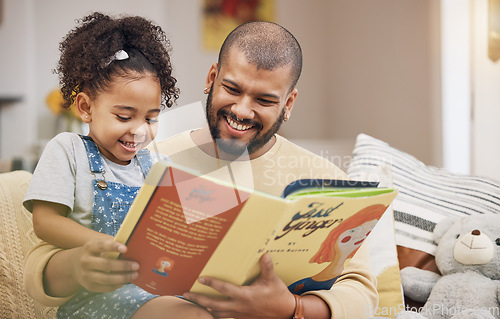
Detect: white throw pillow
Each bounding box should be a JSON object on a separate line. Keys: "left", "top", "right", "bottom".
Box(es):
{"left": 348, "top": 133, "right": 500, "bottom": 255}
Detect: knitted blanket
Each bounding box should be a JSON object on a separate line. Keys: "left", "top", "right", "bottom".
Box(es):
{"left": 0, "top": 170, "right": 57, "bottom": 318}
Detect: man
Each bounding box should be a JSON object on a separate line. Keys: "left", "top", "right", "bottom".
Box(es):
{"left": 24, "top": 21, "right": 377, "bottom": 318}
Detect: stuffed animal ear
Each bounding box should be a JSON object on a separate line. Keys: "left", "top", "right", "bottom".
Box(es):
{"left": 433, "top": 217, "right": 460, "bottom": 244}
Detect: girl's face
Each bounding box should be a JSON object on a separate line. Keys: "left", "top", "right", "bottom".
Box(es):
{"left": 83, "top": 74, "right": 162, "bottom": 165}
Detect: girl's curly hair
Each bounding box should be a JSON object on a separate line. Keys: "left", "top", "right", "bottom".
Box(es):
{"left": 56, "top": 12, "right": 179, "bottom": 110}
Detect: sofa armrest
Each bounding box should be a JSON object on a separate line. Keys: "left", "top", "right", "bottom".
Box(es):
{"left": 0, "top": 170, "right": 57, "bottom": 318}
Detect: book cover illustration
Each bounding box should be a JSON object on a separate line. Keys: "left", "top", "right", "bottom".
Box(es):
{"left": 281, "top": 202, "right": 388, "bottom": 294}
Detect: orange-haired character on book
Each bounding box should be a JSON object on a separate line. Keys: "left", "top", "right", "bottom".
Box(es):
{"left": 152, "top": 257, "right": 175, "bottom": 277}
{"left": 288, "top": 204, "right": 388, "bottom": 294}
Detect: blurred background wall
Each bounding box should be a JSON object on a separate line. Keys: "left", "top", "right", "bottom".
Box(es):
{"left": 0, "top": 0, "right": 498, "bottom": 181}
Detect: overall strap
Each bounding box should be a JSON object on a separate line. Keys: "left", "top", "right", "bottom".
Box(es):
{"left": 79, "top": 135, "right": 105, "bottom": 173}
{"left": 135, "top": 149, "right": 154, "bottom": 178}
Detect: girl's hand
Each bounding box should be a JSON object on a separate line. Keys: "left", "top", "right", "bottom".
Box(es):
{"left": 70, "top": 238, "right": 140, "bottom": 293}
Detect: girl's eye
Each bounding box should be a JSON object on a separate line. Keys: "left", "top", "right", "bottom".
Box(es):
{"left": 116, "top": 115, "right": 130, "bottom": 121}
{"left": 147, "top": 118, "right": 159, "bottom": 124}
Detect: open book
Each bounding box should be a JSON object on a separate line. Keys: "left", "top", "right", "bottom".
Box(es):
{"left": 109, "top": 161, "right": 398, "bottom": 297}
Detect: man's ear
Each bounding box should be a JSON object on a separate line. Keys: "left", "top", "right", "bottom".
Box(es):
{"left": 75, "top": 92, "right": 92, "bottom": 123}
{"left": 205, "top": 62, "right": 218, "bottom": 91}
{"left": 284, "top": 88, "right": 298, "bottom": 120}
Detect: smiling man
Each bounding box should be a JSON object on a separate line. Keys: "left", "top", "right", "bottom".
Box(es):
{"left": 150, "top": 22, "right": 379, "bottom": 319}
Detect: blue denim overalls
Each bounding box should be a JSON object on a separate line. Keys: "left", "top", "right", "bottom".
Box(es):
{"left": 57, "top": 136, "right": 158, "bottom": 319}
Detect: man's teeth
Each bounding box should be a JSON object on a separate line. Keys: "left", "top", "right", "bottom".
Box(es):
{"left": 227, "top": 117, "right": 252, "bottom": 131}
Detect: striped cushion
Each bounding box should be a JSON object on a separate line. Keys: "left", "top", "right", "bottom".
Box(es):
{"left": 347, "top": 134, "right": 500, "bottom": 255}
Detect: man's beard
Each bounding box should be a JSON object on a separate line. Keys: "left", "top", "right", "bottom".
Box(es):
{"left": 205, "top": 85, "right": 286, "bottom": 157}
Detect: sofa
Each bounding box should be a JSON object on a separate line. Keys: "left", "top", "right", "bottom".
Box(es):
{"left": 0, "top": 170, "right": 57, "bottom": 318}
{"left": 1, "top": 133, "right": 498, "bottom": 318}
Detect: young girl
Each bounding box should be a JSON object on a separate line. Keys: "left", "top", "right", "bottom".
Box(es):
{"left": 23, "top": 12, "right": 180, "bottom": 318}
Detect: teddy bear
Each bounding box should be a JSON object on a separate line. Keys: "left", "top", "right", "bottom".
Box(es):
{"left": 395, "top": 214, "right": 500, "bottom": 319}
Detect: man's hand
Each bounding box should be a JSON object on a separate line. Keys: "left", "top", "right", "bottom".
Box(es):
{"left": 183, "top": 253, "right": 296, "bottom": 319}
{"left": 70, "top": 238, "right": 140, "bottom": 293}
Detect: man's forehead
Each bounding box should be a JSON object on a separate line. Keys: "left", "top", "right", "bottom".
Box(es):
{"left": 222, "top": 48, "right": 292, "bottom": 71}
{"left": 219, "top": 50, "right": 293, "bottom": 81}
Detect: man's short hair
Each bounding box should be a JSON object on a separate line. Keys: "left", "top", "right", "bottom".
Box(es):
{"left": 218, "top": 21, "right": 302, "bottom": 91}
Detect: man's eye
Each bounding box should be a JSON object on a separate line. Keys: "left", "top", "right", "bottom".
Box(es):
{"left": 224, "top": 86, "right": 239, "bottom": 94}
{"left": 258, "top": 99, "right": 277, "bottom": 106}
{"left": 116, "top": 115, "right": 131, "bottom": 121}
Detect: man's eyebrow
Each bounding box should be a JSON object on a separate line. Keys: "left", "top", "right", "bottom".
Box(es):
{"left": 222, "top": 79, "right": 280, "bottom": 100}
{"left": 222, "top": 78, "right": 239, "bottom": 88}
{"left": 260, "top": 93, "right": 280, "bottom": 100}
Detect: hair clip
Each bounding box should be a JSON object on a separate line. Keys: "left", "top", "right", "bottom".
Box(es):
{"left": 113, "top": 50, "right": 129, "bottom": 61}
{"left": 103, "top": 49, "right": 129, "bottom": 68}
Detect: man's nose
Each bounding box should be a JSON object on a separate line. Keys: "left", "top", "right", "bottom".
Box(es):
{"left": 231, "top": 96, "right": 254, "bottom": 120}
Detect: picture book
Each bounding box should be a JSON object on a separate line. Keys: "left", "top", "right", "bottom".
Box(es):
{"left": 109, "top": 160, "right": 398, "bottom": 297}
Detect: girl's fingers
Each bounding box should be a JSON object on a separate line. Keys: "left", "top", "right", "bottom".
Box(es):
{"left": 84, "top": 238, "right": 126, "bottom": 255}
{"left": 82, "top": 254, "right": 140, "bottom": 273}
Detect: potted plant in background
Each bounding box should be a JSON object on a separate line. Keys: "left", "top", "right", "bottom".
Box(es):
{"left": 46, "top": 88, "right": 83, "bottom": 134}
